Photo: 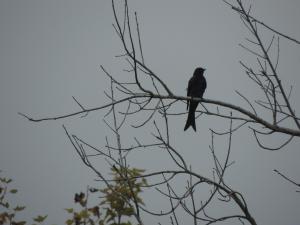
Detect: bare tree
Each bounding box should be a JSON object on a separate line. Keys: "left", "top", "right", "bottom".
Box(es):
{"left": 20, "top": 0, "right": 300, "bottom": 144}
{"left": 20, "top": 0, "right": 300, "bottom": 224}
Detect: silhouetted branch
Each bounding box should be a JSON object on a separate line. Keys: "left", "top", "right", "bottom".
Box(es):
{"left": 274, "top": 169, "right": 300, "bottom": 192}
{"left": 19, "top": 94, "right": 300, "bottom": 137}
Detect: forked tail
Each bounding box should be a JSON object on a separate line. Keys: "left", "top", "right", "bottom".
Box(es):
{"left": 184, "top": 109, "right": 196, "bottom": 131}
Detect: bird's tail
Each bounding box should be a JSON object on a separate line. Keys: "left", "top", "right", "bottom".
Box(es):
{"left": 184, "top": 108, "right": 196, "bottom": 131}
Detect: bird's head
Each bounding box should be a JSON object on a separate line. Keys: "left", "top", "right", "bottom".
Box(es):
{"left": 194, "top": 67, "right": 206, "bottom": 76}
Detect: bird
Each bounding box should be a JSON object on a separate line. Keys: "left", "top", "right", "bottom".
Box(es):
{"left": 184, "top": 67, "right": 207, "bottom": 131}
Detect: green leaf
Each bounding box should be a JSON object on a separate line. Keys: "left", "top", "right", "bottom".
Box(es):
{"left": 64, "top": 208, "right": 74, "bottom": 213}
{"left": 88, "top": 206, "right": 100, "bottom": 217}
{"left": 14, "top": 206, "right": 26, "bottom": 211}
{"left": 65, "top": 219, "right": 73, "bottom": 225}
{"left": 6, "top": 178, "right": 13, "bottom": 183}
{"left": 33, "top": 215, "right": 48, "bottom": 223}
{"left": 121, "top": 207, "right": 134, "bottom": 216}
{"left": 10, "top": 189, "right": 18, "bottom": 194}
{"left": 4, "top": 202, "right": 10, "bottom": 208}
{"left": 79, "top": 209, "right": 89, "bottom": 219}
{"left": 0, "top": 177, "right": 13, "bottom": 183}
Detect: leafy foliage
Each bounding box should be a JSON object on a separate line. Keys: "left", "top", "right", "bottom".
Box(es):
{"left": 65, "top": 166, "right": 147, "bottom": 225}
{"left": 0, "top": 171, "right": 48, "bottom": 225}
{"left": 0, "top": 166, "right": 147, "bottom": 225}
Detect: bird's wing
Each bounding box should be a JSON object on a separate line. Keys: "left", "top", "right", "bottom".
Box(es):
{"left": 199, "top": 76, "right": 207, "bottom": 98}
{"left": 186, "top": 76, "right": 194, "bottom": 110}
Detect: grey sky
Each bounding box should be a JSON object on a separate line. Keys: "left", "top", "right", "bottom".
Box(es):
{"left": 1, "top": 0, "right": 300, "bottom": 224}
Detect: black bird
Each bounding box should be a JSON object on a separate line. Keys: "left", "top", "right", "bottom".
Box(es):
{"left": 184, "top": 67, "right": 207, "bottom": 131}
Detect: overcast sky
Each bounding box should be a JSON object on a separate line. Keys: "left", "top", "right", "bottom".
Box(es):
{"left": 1, "top": 0, "right": 300, "bottom": 224}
